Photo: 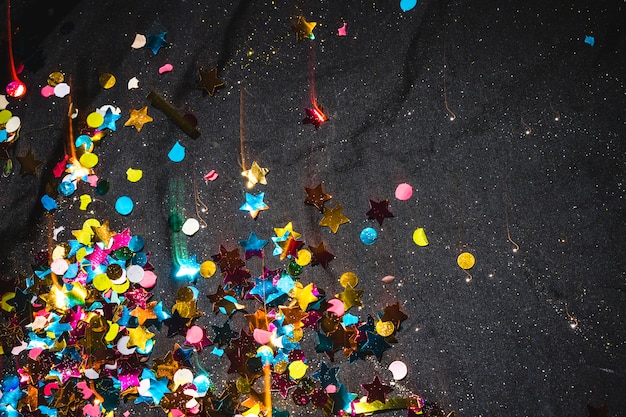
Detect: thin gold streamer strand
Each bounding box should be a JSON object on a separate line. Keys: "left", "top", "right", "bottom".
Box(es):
{"left": 443, "top": 44, "right": 456, "bottom": 121}
{"left": 504, "top": 203, "right": 520, "bottom": 253}
{"left": 550, "top": 103, "right": 560, "bottom": 121}
{"left": 521, "top": 117, "right": 532, "bottom": 135}
{"left": 565, "top": 303, "right": 579, "bottom": 329}
{"left": 239, "top": 88, "right": 246, "bottom": 171}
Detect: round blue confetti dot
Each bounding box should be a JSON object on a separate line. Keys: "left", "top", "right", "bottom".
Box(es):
{"left": 129, "top": 235, "right": 145, "bottom": 252}
{"left": 360, "top": 227, "right": 378, "bottom": 245}
{"left": 58, "top": 181, "right": 76, "bottom": 196}
{"left": 41, "top": 194, "right": 58, "bottom": 211}
{"left": 400, "top": 0, "right": 418, "bottom": 12}
{"left": 115, "top": 196, "right": 134, "bottom": 215}
{"left": 168, "top": 141, "right": 186, "bottom": 162}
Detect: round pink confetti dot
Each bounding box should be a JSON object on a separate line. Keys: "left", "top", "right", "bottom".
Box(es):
{"left": 395, "top": 183, "right": 413, "bottom": 200}
{"left": 186, "top": 326, "right": 204, "bottom": 344}
{"left": 41, "top": 85, "right": 55, "bottom": 98}
{"left": 139, "top": 270, "right": 157, "bottom": 288}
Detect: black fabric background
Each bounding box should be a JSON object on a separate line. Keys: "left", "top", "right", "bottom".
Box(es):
{"left": 1, "top": 0, "right": 625, "bottom": 416}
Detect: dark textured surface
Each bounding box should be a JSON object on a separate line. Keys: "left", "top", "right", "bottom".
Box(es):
{"left": 1, "top": 0, "right": 625, "bottom": 416}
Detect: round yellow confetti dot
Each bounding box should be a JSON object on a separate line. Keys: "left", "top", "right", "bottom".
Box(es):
{"left": 105, "top": 322, "right": 119, "bottom": 342}
{"left": 339, "top": 272, "right": 358, "bottom": 288}
{"left": 0, "top": 110, "right": 12, "bottom": 124}
{"left": 86, "top": 112, "right": 104, "bottom": 128}
{"left": 176, "top": 287, "right": 195, "bottom": 302}
{"left": 93, "top": 274, "right": 112, "bottom": 292}
{"left": 111, "top": 279, "right": 130, "bottom": 293}
{"left": 375, "top": 320, "right": 396, "bottom": 337}
{"left": 52, "top": 244, "right": 67, "bottom": 260}
{"left": 79, "top": 152, "right": 99, "bottom": 168}
{"left": 126, "top": 167, "right": 143, "bottom": 182}
{"left": 1, "top": 293, "right": 16, "bottom": 312}
{"left": 99, "top": 73, "right": 116, "bottom": 89}
{"left": 288, "top": 360, "right": 308, "bottom": 380}
{"left": 173, "top": 301, "right": 195, "bottom": 318}
{"left": 236, "top": 376, "right": 251, "bottom": 394}
{"left": 412, "top": 227, "right": 429, "bottom": 246}
{"left": 295, "top": 249, "right": 312, "bottom": 266}
{"left": 76, "top": 247, "right": 89, "bottom": 263}
{"left": 47, "top": 71, "right": 65, "bottom": 87}
{"left": 199, "top": 261, "right": 216, "bottom": 278}
{"left": 79, "top": 194, "right": 92, "bottom": 210}
{"left": 83, "top": 218, "right": 101, "bottom": 230}
{"left": 457, "top": 252, "right": 476, "bottom": 270}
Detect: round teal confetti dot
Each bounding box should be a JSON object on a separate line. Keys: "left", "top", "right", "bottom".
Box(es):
{"left": 58, "top": 181, "right": 76, "bottom": 196}
{"left": 75, "top": 134, "right": 92, "bottom": 149}
{"left": 400, "top": 0, "right": 418, "bottom": 12}
{"left": 131, "top": 252, "right": 148, "bottom": 266}
{"left": 96, "top": 179, "right": 110, "bottom": 195}
{"left": 360, "top": 227, "right": 378, "bottom": 245}
{"left": 115, "top": 196, "right": 134, "bottom": 215}
{"left": 168, "top": 141, "right": 185, "bottom": 162}
{"left": 129, "top": 235, "right": 145, "bottom": 252}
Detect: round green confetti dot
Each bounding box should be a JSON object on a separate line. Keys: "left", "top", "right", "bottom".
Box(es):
{"left": 115, "top": 247, "right": 133, "bottom": 261}
{"left": 288, "top": 261, "right": 303, "bottom": 276}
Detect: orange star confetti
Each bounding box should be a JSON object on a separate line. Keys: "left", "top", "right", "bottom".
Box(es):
{"left": 124, "top": 106, "right": 153, "bottom": 132}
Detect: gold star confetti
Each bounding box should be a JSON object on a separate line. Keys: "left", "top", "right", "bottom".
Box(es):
{"left": 241, "top": 161, "right": 270, "bottom": 189}
{"left": 319, "top": 204, "right": 350, "bottom": 233}
{"left": 92, "top": 221, "right": 116, "bottom": 244}
{"left": 292, "top": 16, "right": 317, "bottom": 41}
{"left": 290, "top": 282, "right": 318, "bottom": 311}
{"left": 124, "top": 106, "right": 153, "bottom": 132}
{"left": 126, "top": 325, "right": 155, "bottom": 351}
{"left": 274, "top": 222, "right": 301, "bottom": 240}
{"left": 336, "top": 284, "right": 364, "bottom": 311}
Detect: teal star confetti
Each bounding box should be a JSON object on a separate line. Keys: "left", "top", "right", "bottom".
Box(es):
{"left": 145, "top": 32, "right": 169, "bottom": 54}
{"left": 239, "top": 232, "right": 268, "bottom": 258}
{"left": 99, "top": 108, "right": 121, "bottom": 131}
{"left": 239, "top": 192, "right": 269, "bottom": 219}
{"left": 329, "top": 383, "right": 357, "bottom": 415}
{"left": 362, "top": 331, "right": 393, "bottom": 361}
{"left": 312, "top": 362, "right": 340, "bottom": 389}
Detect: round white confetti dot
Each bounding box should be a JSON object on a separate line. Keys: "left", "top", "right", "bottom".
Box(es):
{"left": 182, "top": 218, "right": 200, "bottom": 236}
{"left": 5, "top": 116, "right": 21, "bottom": 133}
{"left": 117, "top": 335, "right": 136, "bottom": 355}
{"left": 54, "top": 83, "right": 71, "bottom": 98}
{"left": 388, "top": 360, "right": 408, "bottom": 380}
{"left": 173, "top": 368, "right": 194, "bottom": 389}
{"left": 131, "top": 34, "right": 147, "bottom": 49}
{"left": 50, "top": 258, "right": 69, "bottom": 275}
{"left": 126, "top": 265, "right": 145, "bottom": 283}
